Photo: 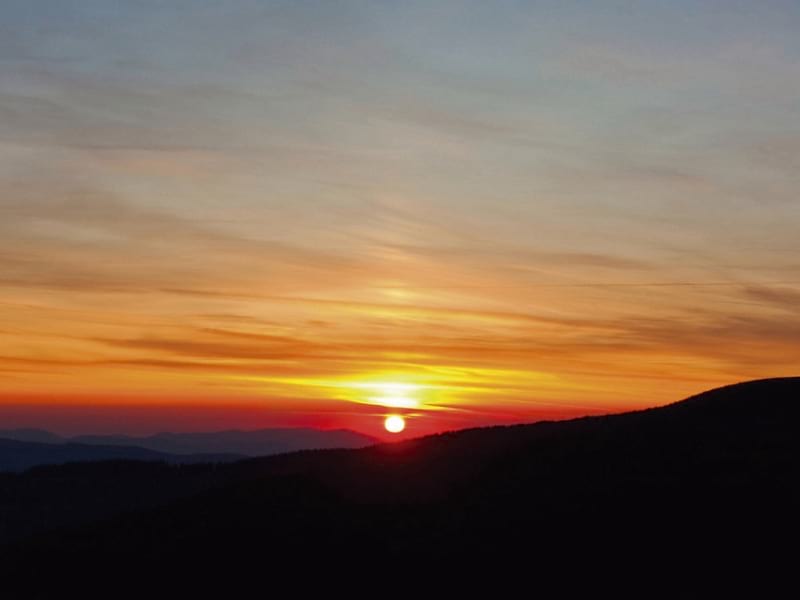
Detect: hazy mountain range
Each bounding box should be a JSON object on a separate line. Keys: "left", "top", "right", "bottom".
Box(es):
{"left": 0, "top": 438, "right": 241, "bottom": 472}
{"left": 0, "top": 428, "right": 377, "bottom": 472}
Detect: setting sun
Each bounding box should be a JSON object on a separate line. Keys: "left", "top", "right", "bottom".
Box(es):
{"left": 384, "top": 415, "right": 406, "bottom": 434}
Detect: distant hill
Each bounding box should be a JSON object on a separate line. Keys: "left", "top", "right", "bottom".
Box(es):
{"left": 0, "top": 427, "right": 377, "bottom": 460}
{"left": 1, "top": 378, "right": 798, "bottom": 592}
{"left": 0, "top": 428, "right": 65, "bottom": 444}
{"left": 0, "top": 438, "right": 242, "bottom": 472}
{"left": 70, "top": 427, "right": 377, "bottom": 455}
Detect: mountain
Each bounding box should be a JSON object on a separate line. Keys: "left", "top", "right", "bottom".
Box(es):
{"left": 1, "top": 378, "right": 797, "bottom": 593}
{"left": 71, "top": 427, "right": 377, "bottom": 455}
{"left": 0, "top": 438, "right": 243, "bottom": 472}
{"left": 0, "top": 427, "right": 376, "bottom": 472}
{"left": 0, "top": 427, "right": 376, "bottom": 458}
{"left": 0, "top": 428, "right": 65, "bottom": 444}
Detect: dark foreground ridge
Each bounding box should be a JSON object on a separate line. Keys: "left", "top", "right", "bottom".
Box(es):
{"left": 1, "top": 377, "right": 798, "bottom": 593}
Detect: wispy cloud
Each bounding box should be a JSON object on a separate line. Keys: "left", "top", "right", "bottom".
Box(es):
{"left": 2, "top": 1, "right": 800, "bottom": 431}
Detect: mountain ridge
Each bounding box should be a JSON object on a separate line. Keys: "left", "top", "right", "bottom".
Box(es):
{"left": 0, "top": 426, "right": 378, "bottom": 462}
{"left": 2, "top": 377, "right": 798, "bottom": 590}
{"left": 0, "top": 437, "right": 243, "bottom": 472}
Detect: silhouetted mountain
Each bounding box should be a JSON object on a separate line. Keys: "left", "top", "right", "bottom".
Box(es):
{"left": 0, "top": 438, "right": 242, "bottom": 472}
{"left": 0, "top": 427, "right": 375, "bottom": 472}
{"left": 71, "top": 427, "right": 377, "bottom": 455}
{"left": 1, "top": 378, "right": 798, "bottom": 595}
{"left": 0, "top": 428, "right": 65, "bottom": 444}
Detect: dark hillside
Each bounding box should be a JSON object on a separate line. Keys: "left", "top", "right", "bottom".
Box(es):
{"left": 2, "top": 378, "right": 797, "bottom": 594}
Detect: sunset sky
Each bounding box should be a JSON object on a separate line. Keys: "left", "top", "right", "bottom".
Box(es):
{"left": 2, "top": 1, "right": 799, "bottom": 438}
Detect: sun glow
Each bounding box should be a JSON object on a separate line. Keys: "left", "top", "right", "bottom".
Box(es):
{"left": 368, "top": 382, "right": 420, "bottom": 409}
{"left": 375, "top": 396, "right": 418, "bottom": 408}
{"left": 384, "top": 414, "right": 406, "bottom": 433}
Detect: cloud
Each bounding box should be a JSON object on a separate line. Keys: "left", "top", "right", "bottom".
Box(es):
{"left": 743, "top": 286, "right": 800, "bottom": 310}
{"left": 96, "top": 330, "right": 322, "bottom": 361}
{"left": 0, "top": 182, "right": 367, "bottom": 296}
{"left": 2, "top": 0, "right": 800, "bottom": 423}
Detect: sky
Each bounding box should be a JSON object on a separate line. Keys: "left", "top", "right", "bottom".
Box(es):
{"left": 1, "top": 1, "right": 799, "bottom": 438}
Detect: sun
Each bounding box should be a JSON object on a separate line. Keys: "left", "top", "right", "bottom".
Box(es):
{"left": 384, "top": 414, "right": 406, "bottom": 433}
